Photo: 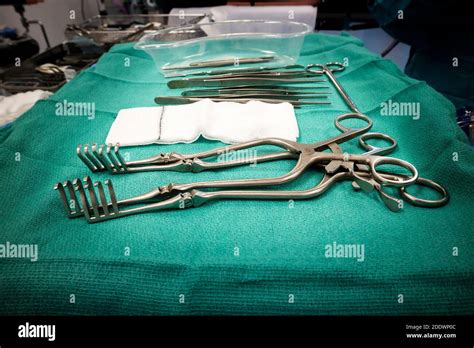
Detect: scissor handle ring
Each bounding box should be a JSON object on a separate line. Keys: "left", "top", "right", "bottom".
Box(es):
{"left": 306, "top": 62, "right": 345, "bottom": 75}
{"left": 370, "top": 157, "right": 418, "bottom": 187}
{"left": 359, "top": 132, "right": 397, "bottom": 156}
{"left": 399, "top": 177, "right": 449, "bottom": 208}
{"left": 335, "top": 112, "right": 373, "bottom": 133}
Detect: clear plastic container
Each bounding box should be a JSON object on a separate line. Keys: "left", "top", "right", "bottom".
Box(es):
{"left": 135, "top": 20, "right": 311, "bottom": 76}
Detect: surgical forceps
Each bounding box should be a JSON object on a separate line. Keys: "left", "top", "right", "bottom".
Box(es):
{"left": 163, "top": 64, "right": 306, "bottom": 78}
{"left": 56, "top": 62, "right": 449, "bottom": 222}
{"left": 181, "top": 86, "right": 330, "bottom": 97}
{"left": 162, "top": 56, "right": 276, "bottom": 70}
{"left": 166, "top": 65, "right": 326, "bottom": 89}
{"left": 163, "top": 67, "right": 329, "bottom": 105}
{"left": 167, "top": 76, "right": 324, "bottom": 89}
{"left": 158, "top": 79, "right": 331, "bottom": 106}
{"left": 154, "top": 95, "right": 330, "bottom": 107}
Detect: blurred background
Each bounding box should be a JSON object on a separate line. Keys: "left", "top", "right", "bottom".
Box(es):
{"left": 0, "top": 0, "right": 411, "bottom": 67}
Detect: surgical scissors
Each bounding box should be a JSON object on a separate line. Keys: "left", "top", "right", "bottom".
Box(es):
{"left": 56, "top": 62, "right": 449, "bottom": 222}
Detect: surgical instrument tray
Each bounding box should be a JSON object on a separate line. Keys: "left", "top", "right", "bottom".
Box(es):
{"left": 55, "top": 62, "right": 449, "bottom": 223}
{"left": 65, "top": 14, "right": 207, "bottom": 45}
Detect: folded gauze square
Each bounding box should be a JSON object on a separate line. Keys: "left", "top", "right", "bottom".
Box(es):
{"left": 105, "top": 99, "right": 299, "bottom": 146}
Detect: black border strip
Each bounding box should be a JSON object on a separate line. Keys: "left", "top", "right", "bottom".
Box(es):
{"left": 0, "top": 315, "right": 472, "bottom": 345}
